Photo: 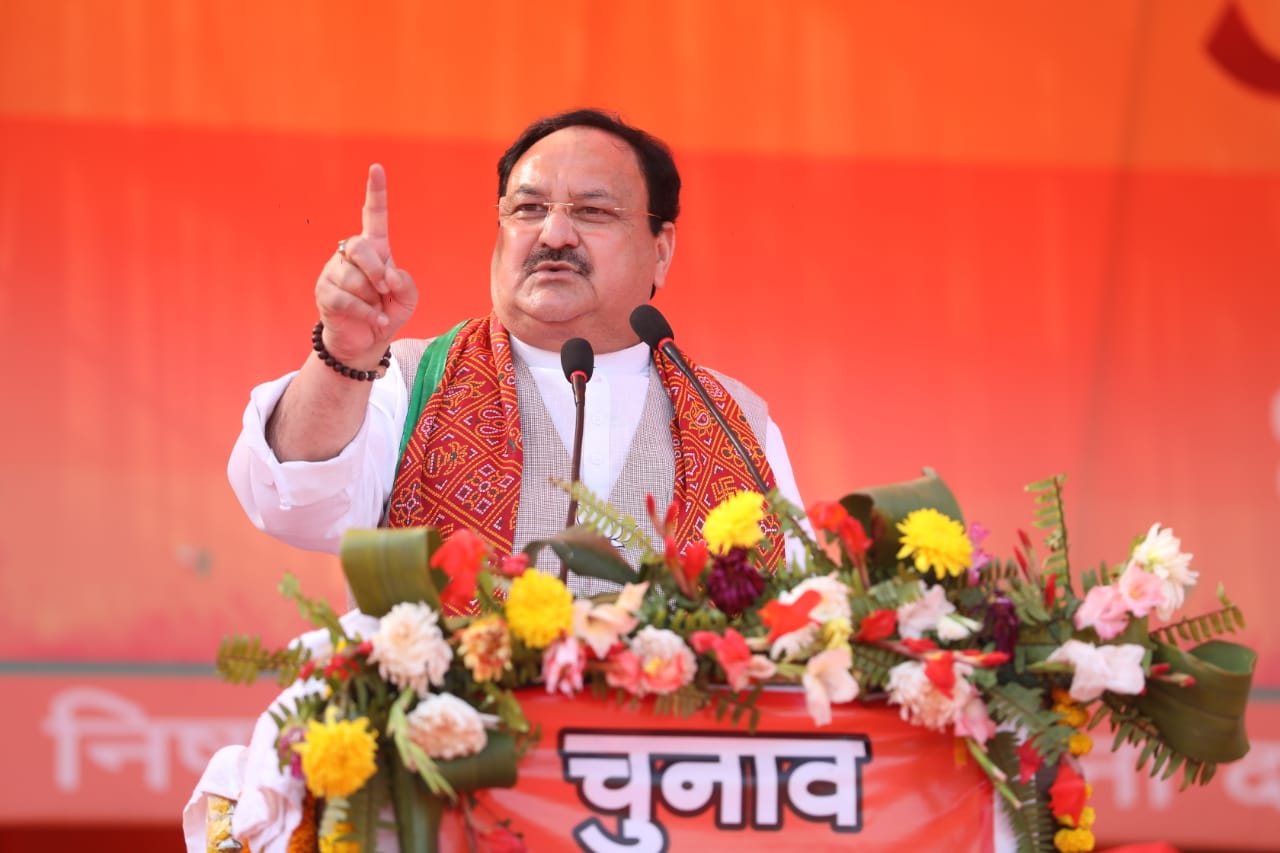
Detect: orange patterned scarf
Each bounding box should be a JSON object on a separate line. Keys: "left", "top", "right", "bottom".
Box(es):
{"left": 388, "top": 314, "right": 784, "bottom": 569}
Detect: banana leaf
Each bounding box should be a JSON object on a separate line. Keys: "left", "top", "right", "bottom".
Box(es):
{"left": 840, "top": 467, "right": 965, "bottom": 576}
{"left": 340, "top": 527, "right": 444, "bottom": 616}
{"left": 1134, "top": 639, "right": 1255, "bottom": 763}
{"left": 390, "top": 731, "right": 520, "bottom": 853}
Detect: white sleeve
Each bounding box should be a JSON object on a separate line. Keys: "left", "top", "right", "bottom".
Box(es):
{"left": 763, "top": 417, "right": 815, "bottom": 566}
{"left": 226, "top": 359, "right": 409, "bottom": 555}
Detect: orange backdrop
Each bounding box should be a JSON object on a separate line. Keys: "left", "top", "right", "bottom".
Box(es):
{"left": 2, "top": 1, "right": 1278, "bottom": 848}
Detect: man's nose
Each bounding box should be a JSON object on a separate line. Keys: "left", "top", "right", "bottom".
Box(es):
{"left": 538, "top": 203, "right": 581, "bottom": 248}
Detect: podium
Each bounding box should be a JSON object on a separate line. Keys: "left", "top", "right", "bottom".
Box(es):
{"left": 460, "top": 687, "right": 998, "bottom": 852}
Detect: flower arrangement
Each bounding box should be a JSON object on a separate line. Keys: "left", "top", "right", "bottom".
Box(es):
{"left": 215, "top": 470, "right": 1255, "bottom": 853}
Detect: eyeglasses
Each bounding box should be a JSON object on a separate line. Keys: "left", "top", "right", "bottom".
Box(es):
{"left": 496, "top": 198, "right": 658, "bottom": 229}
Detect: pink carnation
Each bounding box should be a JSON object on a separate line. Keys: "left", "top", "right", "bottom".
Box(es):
{"left": 1073, "top": 584, "right": 1129, "bottom": 640}
{"left": 543, "top": 636, "right": 588, "bottom": 698}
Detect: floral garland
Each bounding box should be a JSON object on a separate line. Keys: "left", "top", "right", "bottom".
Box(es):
{"left": 213, "top": 471, "right": 1255, "bottom": 853}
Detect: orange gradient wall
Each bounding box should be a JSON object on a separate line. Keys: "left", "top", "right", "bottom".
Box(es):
{"left": 2, "top": 1, "right": 1278, "bottom": 847}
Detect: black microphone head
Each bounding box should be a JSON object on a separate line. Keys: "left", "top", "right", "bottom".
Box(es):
{"left": 560, "top": 337, "right": 594, "bottom": 382}
{"left": 629, "top": 304, "right": 674, "bottom": 349}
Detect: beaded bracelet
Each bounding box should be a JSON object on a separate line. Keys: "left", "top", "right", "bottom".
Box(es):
{"left": 311, "top": 321, "right": 391, "bottom": 381}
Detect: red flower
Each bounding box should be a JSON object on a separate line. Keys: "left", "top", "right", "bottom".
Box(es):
{"left": 1049, "top": 761, "right": 1088, "bottom": 825}
{"left": 674, "top": 540, "right": 708, "bottom": 597}
{"left": 430, "top": 528, "right": 490, "bottom": 612}
{"left": 902, "top": 637, "right": 938, "bottom": 654}
{"left": 807, "top": 500, "right": 850, "bottom": 533}
{"left": 1043, "top": 571, "right": 1058, "bottom": 610}
{"left": 1016, "top": 740, "right": 1043, "bottom": 784}
{"left": 759, "top": 589, "right": 822, "bottom": 643}
{"left": 854, "top": 609, "right": 897, "bottom": 642}
{"left": 923, "top": 650, "right": 957, "bottom": 697}
{"left": 808, "top": 501, "right": 872, "bottom": 560}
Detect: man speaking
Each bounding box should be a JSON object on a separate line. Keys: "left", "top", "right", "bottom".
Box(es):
{"left": 228, "top": 109, "right": 806, "bottom": 590}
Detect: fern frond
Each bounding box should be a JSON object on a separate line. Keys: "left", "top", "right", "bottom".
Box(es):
{"left": 279, "top": 573, "right": 344, "bottom": 637}
{"left": 847, "top": 643, "right": 911, "bottom": 690}
{"left": 557, "top": 479, "right": 662, "bottom": 562}
{"left": 985, "top": 682, "right": 1075, "bottom": 765}
{"left": 1023, "top": 475, "right": 1071, "bottom": 589}
{"left": 987, "top": 732, "right": 1058, "bottom": 853}
{"left": 216, "top": 635, "right": 308, "bottom": 686}
{"left": 1150, "top": 596, "right": 1246, "bottom": 647}
{"left": 1095, "top": 695, "right": 1219, "bottom": 789}
{"left": 652, "top": 684, "right": 711, "bottom": 720}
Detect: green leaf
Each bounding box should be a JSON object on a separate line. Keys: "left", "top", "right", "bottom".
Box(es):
{"left": 340, "top": 527, "right": 444, "bottom": 616}
{"left": 536, "top": 527, "right": 639, "bottom": 585}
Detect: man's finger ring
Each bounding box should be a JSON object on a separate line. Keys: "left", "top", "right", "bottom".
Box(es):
{"left": 336, "top": 239, "right": 348, "bottom": 260}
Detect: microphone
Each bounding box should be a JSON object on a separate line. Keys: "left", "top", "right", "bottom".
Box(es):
{"left": 559, "top": 337, "right": 594, "bottom": 580}
{"left": 629, "top": 305, "right": 771, "bottom": 494}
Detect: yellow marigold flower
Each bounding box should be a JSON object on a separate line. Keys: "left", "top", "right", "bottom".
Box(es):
{"left": 1057, "top": 705, "right": 1090, "bottom": 728}
{"left": 1059, "top": 806, "right": 1096, "bottom": 830}
{"left": 1068, "top": 733, "right": 1093, "bottom": 757}
{"left": 286, "top": 793, "right": 317, "bottom": 853}
{"left": 1053, "top": 826, "right": 1095, "bottom": 852}
{"left": 320, "top": 821, "right": 360, "bottom": 853}
{"left": 457, "top": 615, "right": 512, "bottom": 682}
{"left": 505, "top": 569, "right": 573, "bottom": 649}
{"left": 896, "top": 508, "right": 973, "bottom": 579}
{"left": 293, "top": 708, "right": 378, "bottom": 800}
{"left": 821, "top": 617, "right": 853, "bottom": 651}
{"left": 703, "top": 491, "right": 766, "bottom": 555}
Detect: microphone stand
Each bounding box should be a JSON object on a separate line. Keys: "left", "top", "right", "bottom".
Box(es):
{"left": 654, "top": 339, "right": 771, "bottom": 495}
{"left": 559, "top": 337, "right": 594, "bottom": 582}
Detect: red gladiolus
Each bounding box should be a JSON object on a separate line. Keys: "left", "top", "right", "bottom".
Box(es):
{"left": 807, "top": 500, "right": 849, "bottom": 532}
{"left": 1043, "top": 571, "right": 1057, "bottom": 609}
{"left": 677, "top": 540, "right": 709, "bottom": 595}
{"left": 854, "top": 609, "right": 897, "bottom": 642}
{"left": 902, "top": 637, "right": 939, "bottom": 654}
{"left": 838, "top": 516, "right": 873, "bottom": 558}
{"left": 1049, "top": 761, "right": 1088, "bottom": 825}
{"left": 1017, "top": 741, "right": 1044, "bottom": 784}
{"left": 759, "top": 589, "right": 822, "bottom": 643}
{"left": 923, "top": 650, "right": 957, "bottom": 697}
{"left": 431, "top": 528, "right": 490, "bottom": 612}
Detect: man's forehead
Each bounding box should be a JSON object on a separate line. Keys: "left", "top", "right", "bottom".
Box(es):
{"left": 508, "top": 126, "right": 643, "bottom": 194}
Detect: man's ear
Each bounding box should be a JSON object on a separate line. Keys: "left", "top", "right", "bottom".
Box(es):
{"left": 651, "top": 222, "right": 676, "bottom": 294}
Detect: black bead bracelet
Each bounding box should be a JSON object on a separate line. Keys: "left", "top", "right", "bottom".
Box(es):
{"left": 312, "top": 321, "right": 391, "bottom": 381}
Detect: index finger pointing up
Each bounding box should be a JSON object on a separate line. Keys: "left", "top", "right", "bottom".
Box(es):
{"left": 362, "top": 163, "right": 389, "bottom": 242}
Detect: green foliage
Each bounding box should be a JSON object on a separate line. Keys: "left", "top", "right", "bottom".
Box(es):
{"left": 215, "top": 635, "right": 308, "bottom": 686}
{"left": 985, "top": 682, "right": 1075, "bottom": 766}
{"left": 1095, "top": 696, "right": 1218, "bottom": 789}
{"left": 846, "top": 642, "right": 910, "bottom": 690}
{"left": 710, "top": 685, "right": 763, "bottom": 732}
{"left": 279, "top": 573, "right": 344, "bottom": 637}
{"left": 557, "top": 479, "right": 662, "bottom": 563}
{"left": 651, "top": 684, "right": 712, "bottom": 720}
{"left": 1024, "top": 475, "right": 1071, "bottom": 589}
{"left": 987, "top": 732, "right": 1059, "bottom": 853}
{"left": 1151, "top": 586, "right": 1246, "bottom": 647}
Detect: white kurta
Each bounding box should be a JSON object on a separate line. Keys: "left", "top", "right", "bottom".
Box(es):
{"left": 228, "top": 337, "right": 809, "bottom": 562}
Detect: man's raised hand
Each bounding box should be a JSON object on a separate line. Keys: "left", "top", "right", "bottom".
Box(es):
{"left": 315, "top": 164, "right": 418, "bottom": 367}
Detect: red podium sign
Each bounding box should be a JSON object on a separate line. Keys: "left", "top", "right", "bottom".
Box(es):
{"left": 475, "top": 688, "right": 998, "bottom": 852}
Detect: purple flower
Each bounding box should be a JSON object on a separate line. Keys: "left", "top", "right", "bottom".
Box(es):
{"left": 982, "top": 594, "right": 1020, "bottom": 657}
{"left": 705, "top": 547, "right": 766, "bottom": 618}
{"left": 276, "top": 723, "right": 307, "bottom": 779}
{"left": 967, "top": 521, "right": 993, "bottom": 583}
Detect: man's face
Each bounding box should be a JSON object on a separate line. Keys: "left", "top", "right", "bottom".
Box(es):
{"left": 490, "top": 126, "right": 675, "bottom": 353}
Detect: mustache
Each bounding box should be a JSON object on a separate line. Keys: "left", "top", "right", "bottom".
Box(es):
{"left": 523, "top": 247, "right": 592, "bottom": 278}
